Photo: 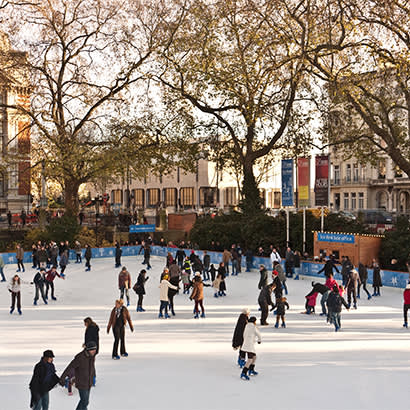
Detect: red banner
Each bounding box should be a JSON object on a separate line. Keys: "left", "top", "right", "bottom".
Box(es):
{"left": 314, "top": 155, "right": 329, "bottom": 206}
{"left": 297, "top": 158, "right": 310, "bottom": 207}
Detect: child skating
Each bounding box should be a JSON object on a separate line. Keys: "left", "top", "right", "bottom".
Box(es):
{"left": 240, "top": 316, "right": 261, "bottom": 380}
{"left": 273, "top": 296, "right": 289, "bottom": 328}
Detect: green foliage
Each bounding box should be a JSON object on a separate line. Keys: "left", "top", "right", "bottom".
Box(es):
{"left": 379, "top": 216, "right": 410, "bottom": 271}
{"left": 24, "top": 228, "right": 51, "bottom": 249}
{"left": 239, "top": 170, "right": 264, "bottom": 216}
{"left": 47, "top": 215, "right": 81, "bottom": 245}
{"left": 75, "top": 227, "right": 97, "bottom": 248}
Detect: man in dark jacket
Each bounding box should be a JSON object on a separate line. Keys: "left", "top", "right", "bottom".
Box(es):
{"left": 60, "top": 342, "right": 97, "bottom": 410}
{"left": 29, "top": 349, "right": 60, "bottom": 410}
{"left": 115, "top": 242, "right": 122, "bottom": 268}
{"left": 258, "top": 283, "right": 275, "bottom": 326}
{"left": 327, "top": 284, "right": 349, "bottom": 332}
{"left": 33, "top": 268, "right": 48, "bottom": 306}
{"left": 175, "top": 248, "right": 186, "bottom": 269}
{"left": 84, "top": 245, "right": 92, "bottom": 271}
{"left": 306, "top": 281, "right": 331, "bottom": 316}
{"left": 258, "top": 265, "right": 268, "bottom": 290}
{"left": 202, "top": 251, "right": 210, "bottom": 280}
{"left": 318, "top": 256, "right": 340, "bottom": 278}
{"left": 358, "top": 262, "right": 372, "bottom": 300}
{"left": 340, "top": 256, "right": 353, "bottom": 286}
{"left": 232, "top": 308, "right": 250, "bottom": 367}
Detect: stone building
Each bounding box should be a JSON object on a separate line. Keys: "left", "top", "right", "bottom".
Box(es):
{"left": 0, "top": 31, "right": 31, "bottom": 214}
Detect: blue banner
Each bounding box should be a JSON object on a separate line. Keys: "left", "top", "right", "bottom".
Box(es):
{"left": 317, "top": 232, "right": 355, "bottom": 244}
{"left": 129, "top": 224, "right": 156, "bottom": 233}
{"left": 281, "top": 159, "right": 294, "bottom": 206}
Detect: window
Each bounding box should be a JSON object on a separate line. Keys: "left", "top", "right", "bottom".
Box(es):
{"left": 361, "top": 165, "right": 366, "bottom": 180}
{"left": 112, "top": 189, "right": 123, "bottom": 204}
{"left": 147, "top": 188, "right": 160, "bottom": 207}
{"left": 378, "top": 160, "right": 386, "bottom": 179}
{"left": 394, "top": 166, "right": 403, "bottom": 178}
{"left": 260, "top": 189, "right": 266, "bottom": 208}
{"left": 163, "top": 188, "right": 177, "bottom": 207}
{"left": 351, "top": 192, "right": 356, "bottom": 210}
{"left": 346, "top": 164, "right": 351, "bottom": 182}
{"left": 359, "top": 192, "right": 364, "bottom": 209}
{"left": 199, "top": 187, "right": 217, "bottom": 207}
{"left": 224, "top": 187, "right": 237, "bottom": 206}
{"left": 133, "top": 189, "right": 144, "bottom": 208}
{"left": 353, "top": 164, "right": 359, "bottom": 182}
{"left": 0, "top": 172, "right": 4, "bottom": 197}
{"left": 177, "top": 167, "right": 180, "bottom": 183}
{"left": 180, "top": 187, "right": 195, "bottom": 207}
{"left": 124, "top": 189, "right": 130, "bottom": 208}
{"left": 343, "top": 193, "right": 349, "bottom": 210}
{"left": 267, "top": 191, "right": 280, "bottom": 209}
{"left": 334, "top": 165, "right": 340, "bottom": 185}
{"left": 274, "top": 191, "right": 281, "bottom": 208}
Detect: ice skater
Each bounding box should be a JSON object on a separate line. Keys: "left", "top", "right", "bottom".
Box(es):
{"left": 45, "top": 266, "right": 64, "bottom": 301}
{"left": 258, "top": 283, "right": 275, "bottom": 326}
{"left": 346, "top": 268, "right": 360, "bottom": 309}
{"left": 403, "top": 283, "right": 410, "bottom": 328}
{"left": 16, "top": 243, "right": 25, "bottom": 272}
{"left": 33, "top": 268, "right": 48, "bottom": 305}
{"left": 190, "top": 272, "right": 206, "bottom": 318}
{"left": 84, "top": 244, "right": 92, "bottom": 271}
{"left": 0, "top": 253, "right": 6, "bottom": 281}
{"left": 118, "top": 267, "right": 132, "bottom": 306}
{"left": 327, "top": 284, "right": 349, "bottom": 332}
{"left": 8, "top": 274, "right": 28, "bottom": 314}
{"left": 240, "top": 317, "right": 261, "bottom": 380}
{"left": 357, "top": 262, "right": 372, "bottom": 300}
{"left": 115, "top": 241, "right": 122, "bottom": 268}
{"left": 182, "top": 256, "right": 192, "bottom": 294}
{"left": 273, "top": 296, "right": 289, "bottom": 328}
{"left": 232, "top": 308, "right": 250, "bottom": 367}
{"left": 304, "top": 291, "right": 318, "bottom": 314}
{"left": 372, "top": 259, "right": 382, "bottom": 296}
{"left": 158, "top": 273, "right": 178, "bottom": 318}
{"left": 133, "top": 269, "right": 149, "bottom": 312}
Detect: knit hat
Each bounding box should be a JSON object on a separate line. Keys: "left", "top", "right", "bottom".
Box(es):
{"left": 85, "top": 341, "right": 97, "bottom": 351}
{"left": 43, "top": 350, "right": 55, "bottom": 358}
{"left": 195, "top": 272, "right": 201, "bottom": 277}
{"left": 242, "top": 308, "right": 250, "bottom": 315}
{"left": 248, "top": 316, "right": 257, "bottom": 323}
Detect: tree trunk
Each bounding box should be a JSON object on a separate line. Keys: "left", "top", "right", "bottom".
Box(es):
{"left": 64, "top": 178, "right": 81, "bottom": 216}
{"left": 240, "top": 159, "right": 263, "bottom": 215}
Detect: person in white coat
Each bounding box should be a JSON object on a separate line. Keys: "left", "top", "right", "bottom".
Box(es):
{"left": 240, "top": 316, "right": 261, "bottom": 380}
{"left": 159, "top": 273, "right": 178, "bottom": 318}
{"left": 270, "top": 248, "right": 281, "bottom": 266}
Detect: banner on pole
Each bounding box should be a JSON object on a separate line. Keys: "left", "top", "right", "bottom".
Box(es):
{"left": 314, "top": 155, "right": 329, "bottom": 206}
{"left": 281, "top": 159, "right": 294, "bottom": 207}
{"left": 297, "top": 158, "right": 310, "bottom": 207}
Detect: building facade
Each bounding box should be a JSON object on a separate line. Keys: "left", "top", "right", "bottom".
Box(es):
{"left": 0, "top": 32, "right": 31, "bottom": 214}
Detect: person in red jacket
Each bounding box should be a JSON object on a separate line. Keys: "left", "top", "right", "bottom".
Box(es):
{"left": 45, "top": 266, "right": 64, "bottom": 301}
{"left": 403, "top": 283, "right": 410, "bottom": 328}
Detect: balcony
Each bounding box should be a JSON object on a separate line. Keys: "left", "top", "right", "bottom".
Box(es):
{"left": 331, "top": 177, "right": 371, "bottom": 186}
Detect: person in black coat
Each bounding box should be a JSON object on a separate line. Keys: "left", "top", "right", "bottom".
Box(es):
{"left": 358, "top": 262, "right": 371, "bottom": 299}
{"left": 175, "top": 249, "right": 186, "bottom": 269}
{"left": 306, "top": 281, "right": 331, "bottom": 316}
{"left": 273, "top": 296, "right": 290, "bottom": 328}
{"left": 217, "top": 262, "right": 226, "bottom": 296}
{"left": 29, "top": 350, "right": 60, "bottom": 409}
{"left": 318, "top": 256, "right": 340, "bottom": 278}
{"left": 134, "top": 269, "right": 149, "bottom": 311}
{"left": 84, "top": 245, "right": 92, "bottom": 271}
{"left": 232, "top": 308, "right": 250, "bottom": 367}
{"left": 33, "top": 268, "right": 48, "bottom": 306}
{"left": 327, "top": 284, "right": 349, "bottom": 331}
{"left": 168, "top": 273, "right": 180, "bottom": 316}
{"left": 258, "top": 283, "right": 275, "bottom": 326}
{"left": 372, "top": 259, "right": 382, "bottom": 296}
{"left": 84, "top": 317, "right": 100, "bottom": 354}
{"left": 115, "top": 242, "right": 122, "bottom": 268}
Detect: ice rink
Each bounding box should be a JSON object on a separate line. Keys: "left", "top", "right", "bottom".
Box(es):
{"left": 0, "top": 254, "right": 408, "bottom": 410}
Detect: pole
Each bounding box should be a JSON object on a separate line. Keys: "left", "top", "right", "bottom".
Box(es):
{"left": 286, "top": 207, "right": 290, "bottom": 247}
{"left": 321, "top": 206, "right": 324, "bottom": 232}
{"left": 303, "top": 207, "right": 306, "bottom": 254}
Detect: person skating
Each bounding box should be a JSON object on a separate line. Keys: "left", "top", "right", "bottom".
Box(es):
{"left": 168, "top": 264, "right": 180, "bottom": 316}
{"left": 357, "top": 262, "right": 372, "bottom": 300}
{"left": 403, "top": 283, "right": 410, "bottom": 328}
{"left": 258, "top": 283, "right": 275, "bottom": 326}
{"left": 45, "top": 266, "right": 64, "bottom": 301}
{"left": 273, "top": 261, "right": 287, "bottom": 295}
{"left": 318, "top": 256, "right": 340, "bottom": 278}
{"left": 181, "top": 256, "right": 192, "bottom": 294}
{"left": 304, "top": 292, "right": 318, "bottom": 314}
{"left": 84, "top": 317, "right": 100, "bottom": 354}
{"left": 190, "top": 272, "right": 206, "bottom": 318}
{"left": 306, "top": 281, "right": 330, "bottom": 316}
{"left": 8, "top": 274, "right": 28, "bottom": 314}
{"left": 31, "top": 244, "right": 39, "bottom": 269}
{"left": 142, "top": 242, "right": 152, "bottom": 270}
{"left": 346, "top": 268, "right": 361, "bottom": 309}
{"left": 37, "top": 246, "right": 48, "bottom": 270}
{"left": 0, "top": 253, "right": 6, "bottom": 281}
{"left": 216, "top": 262, "right": 227, "bottom": 296}
{"left": 175, "top": 248, "right": 186, "bottom": 269}
{"left": 340, "top": 256, "right": 353, "bottom": 286}
{"left": 273, "top": 296, "right": 289, "bottom": 328}
{"left": 222, "top": 248, "right": 232, "bottom": 275}
{"left": 60, "top": 342, "right": 97, "bottom": 410}
{"left": 133, "top": 269, "right": 149, "bottom": 312}
{"left": 59, "top": 251, "right": 68, "bottom": 276}
{"left": 16, "top": 243, "right": 25, "bottom": 272}
{"left": 257, "top": 265, "right": 268, "bottom": 290}
{"left": 240, "top": 316, "right": 261, "bottom": 380}
{"left": 74, "top": 241, "right": 82, "bottom": 263}
{"left": 107, "top": 299, "right": 134, "bottom": 359}
{"left": 372, "top": 259, "right": 382, "bottom": 296}
{"left": 33, "top": 268, "right": 48, "bottom": 305}
{"left": 272, "top": 270, "right": 283, "bottom": 305}
{"left": 209, "top": 264, "right": 216, "bottom": 282}
{"left": 232, "top": 308, "right": 250, "bottom": 367}
{"left": 115, "top": 241, "right": 122, "bottom": 268}
{"left": 158, "top": 274, "right": 178, "bottom": 318}
{"left": 326, "top": 284, "right": 350, "bottom": 332}
{"left": 29, "top": 350, "right": 60, "bottom": 410}
{"left": 118, "top": 267, "right": 132, "bottom": 306}
{"left": 202, "top": 250, "right": 210, "bottom": 280}
{"left": 84, "top": 245, "right": 92, "bottom": 271}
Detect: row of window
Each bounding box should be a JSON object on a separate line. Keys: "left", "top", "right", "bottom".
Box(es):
{"left": 334, "top": 192, "right": 365, "bottom": 210}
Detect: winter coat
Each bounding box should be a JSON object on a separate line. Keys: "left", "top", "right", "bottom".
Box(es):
{"left": 341, "top": 259, "right": 353, "bottom": 279}
{"left": 270, "top": 250, "right": 281, "bottom": 264}
{"left": 8, "top": 278, "right": 23, "bottom": 293}
{"left": 85, "top": 324, "right": 100, "bottom": 354}
{"left": 107, "top": 306, "right": 134, "bottom": 331}
{"left": 175, "top": 249, "right": 186, "bottom": 263}
{"left": 29, "top": 359, "right": 59, "bottom": 408}
{"left": 275, "top": 264, "right": 286, "bottom": 282}
{"left": 327, "top": 290, "right": 349, "bottom": 313}
{"left": 404, "top": 289, "right": 410, "bottom": 305}
{"left": 258, "top": 268, "right": 268, "bottom": 289}
{"left": 306, "top": 283, "right": 329, "bottom": 296}
{"left": 203, "top": 254, "right": 210, "bottom": 269}
{"left": 74, "top": 243, "right": 82, "bottom": 254}
{"left": 115, "top": 246, "right": 122, "bottom": 260}
{"left": 45, "top": 270, "right": 61, "bottom": 282}
{"left": 37, "top": 249, "right": 48, "bottom": 263}
{"left": 217, "top": 266, "right": 226, "bottom": 292}
{"left": 169, "top": 263, "right": 180, "bottom": 278}
{"left": 168, "top": 275, "right": 180, "bottom": 298}
{"left": 241, "top": 323, "right": 261, "bottom": 354}
{"left": 159, "top": 279, "right": 178, "bottom": 301}
{"left": 346, "top": 270, "right": 361, "bottom": 289}
{"left": 16, "top": 247, "right": 24, "bottom": 260}
{"left": 33, "top": 272, "right": 45, "bottom": 286}
{"left": 59, "top": 253, "right": 68, "bottom": 267}
{"left": 60, "top": 350, "right": 96, "bottom": 390}
{"left": 222, "top": 250, "right": 231, "bottom": 264}
{"left": 274, "top": 300, "right": 289, "bottom": 316}
{"left": 118, "top": 270, "right": 132, "bottom": 289}
{"left": 306, "top": 292, "right": 318, "bottom": 307}
{"left": 232, "top": 313, "right": 248, "bottom": 349}
{"left": 372, "top": 265, "right": 383, "bottom": 287}
{"left": 325, "top": 277, "right": 338, "bottom": 290}
{"left": 273, "top": 276, "right": 283, "bottom": 299}
{"left": 358, "top": 263, "right": 368, "bottom": 282}
{"left": 258, "top": 286, "right": 274, "bottom": 306}
{"left": 190, "top": 280, "right": 204, "bottom": 301}
{"left": 85, "top": 247, "right": 92, "bottom": 260}
{"left": 318, "top": 260, "right": 340, "bottom": 277}
{"left": 293, "top": 253, "right": 301, "bottom": 268}
{"left": 134, "top": 273, "right": 148, "bottom": 295}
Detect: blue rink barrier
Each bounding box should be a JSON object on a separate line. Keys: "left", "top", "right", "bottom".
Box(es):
{"left": 1, "top": 246, "right": 408, "bottom": 289}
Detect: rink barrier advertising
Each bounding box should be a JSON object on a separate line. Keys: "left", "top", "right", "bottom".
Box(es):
{"left": 317, "top": 232, "right": 355, "bottom": 244}
{"left": 1, "top": 246, "right": 408, "bottom": 289}
{"left": 129, "top": 224, "right": 156, "bottom": 233}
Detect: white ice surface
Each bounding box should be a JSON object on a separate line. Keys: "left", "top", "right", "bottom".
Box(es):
{"left": 0, "top": 255, "right": 408, "bottom": 410}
